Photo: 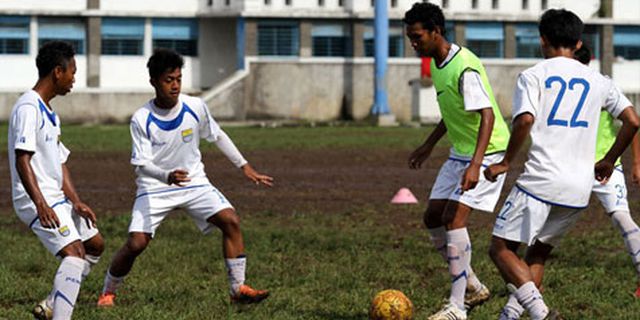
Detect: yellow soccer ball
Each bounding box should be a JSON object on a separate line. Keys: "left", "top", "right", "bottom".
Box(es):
{"left": 369, "top": 289, "right": 413, "bottom": 320}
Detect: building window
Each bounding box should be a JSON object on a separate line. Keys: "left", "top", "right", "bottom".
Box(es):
{"left": 371, "top": 0, "right": 375, "bottom": 7}
{"left": 207, "top": 0, "right": 213, "bottom": 6}
{"left": 152, "top": 19, "right": 198, "bottom": 56}
{"left": 515, "top": 23, "right": 541, "bottom": 58}
{"left": 101, "top": 18, "right": 144, "bottom": 55}
{"left": 338, "top": 0, "right": 344, "bottom": 6}
{"left": 442, "top": 0, "right": 449, "bottom": 9}
{"left": 264, "top": 0, "right": 271, "bottom": 5}
{"left": 285, "top": 0, "right": 292, "bottom": 5}
{"left": 445, "top": 21, "right": 455, "bottom": 43}
{"left": 363, "top": 22, "right": 404, "bottom": 57}
{"left": 257, "top": 21, "right": 299, "bottom": 56}
{"left": 0, "top": 16, "right": 29, "bottom": 54}
{"left": 312, "top": 23, "right": 352, "bottom": 57}
{"left": 472, "top": 0, "right": 478, "bottom": 9}
{"left": 541, "top": 0, "right": 548, "bottom": 10}
{"left": 38, "top": 17, "right": 86, "bottom": 55}
{"left": 522, "top": 0, "right": 529, "bottom": 10}
{"left": 466, "top": 22, "right": 504, "bottom": 58}
{"left": 319, "top": 0, "right": 324, "bottom": 6}
{"left": 225, "top": 0, "right": 230, "bottom": 5}
{"left": 582, "top": 25, "right": 600, "bottom": 59}
{"left": 391, "top": 0, "right": 398, "bottom": 7}
{"left": 614, "top": 26, "right": 640, "bottom": 60}
{"left": 492, "top": 0, "right": 499, "bottom": 9}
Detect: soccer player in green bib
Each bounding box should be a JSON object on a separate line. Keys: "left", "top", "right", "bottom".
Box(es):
{"left": 403, "top": 3, "right": 510, "bottom": 319}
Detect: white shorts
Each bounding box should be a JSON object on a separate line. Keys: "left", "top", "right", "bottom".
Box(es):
{"left": 593, "top": 166, "right": 629, "bottom": 214}
{"left": 429, "top": 152, "right": 506, "bottom": 212}
{"left": 129, "top": 184, "right": 234, "bottom": 237}
{"left": 15, "top": 198, "right": 100, "bottom": 256}
{"left": 492, "top": 186, "right": 583, "bottom": 246}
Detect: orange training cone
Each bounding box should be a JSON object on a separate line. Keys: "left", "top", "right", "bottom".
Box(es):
{"left": 391, "top": 188, "right": 419, "bottom": 204}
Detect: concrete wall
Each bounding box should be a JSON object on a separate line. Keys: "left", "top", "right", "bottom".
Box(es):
{"left": 199, "top": 18, "right": 238, "bottom": 89}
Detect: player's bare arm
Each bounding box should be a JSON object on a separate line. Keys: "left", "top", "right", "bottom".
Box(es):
{"left": 484, "top": 112, "right": 534, "bottom": 182}
{"left": 15, "top": 150, "right": 60, "bottom": 228}
{"left": 409, "top": 119, "right": 447, "bottom": 169}
{"left": 242, "top": 163, "right": 274, "bottom": 187}
{"left": 631, "top": 134, "right": 640, "bottom": 185}
{"left": 62, "top": 163, "right": 97, "bottom": 227}
{"left": 168, "top": 169, "right": 191, "bottom": 186}
{"left": 596, "top": 107, "right": 640, "bottom": 183}
{"left": 461, "top": 107, "right": 494, "bottom": 191}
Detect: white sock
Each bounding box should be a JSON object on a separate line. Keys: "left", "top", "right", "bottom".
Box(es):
{"left": 430, "top": 226, "right": 482, "bottom": 292}
{"left": 514, "top": 281, "right": 548, "bottom": 320}
{"left": 102, "top": 270, "right": 125, "bottom": 295}
{"left": 46, "top": 254, "right": 99, "bottom": 308}
{"left": 51, "top": 256, "right": 88, "bottom": 320}
{"left": 499, "top": 293, "right": 525, "bottom": 320}
{"left": 446, "top": 228, "right": 471, "bottom": 312}
{"left": 225, "top": 256, "right": 246, "bottom": 295}
{"left": 611, "top": 211, "right": 640, "bottom": 279}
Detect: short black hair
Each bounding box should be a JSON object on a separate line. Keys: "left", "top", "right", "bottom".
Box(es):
{"left": 36, "top": 41, "right": 75, "bottom": 78}
{"left": 574, "top": 45, "right": 591, "bottom": 65}
{"left": 147, "top": 48, "right": 184, "bottom": 79}
{"left": 403, "top": 2, "right": 446, "bottom": 37}
{"left": 538, "top": 9, "right": 583, "bottom": 49}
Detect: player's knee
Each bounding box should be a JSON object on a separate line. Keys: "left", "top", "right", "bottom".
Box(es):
{"left": 85, "top": 233, "right": 105, "bottom": 257}
{"left": 488, "top": 238, "right": 504, "bottom": 263}
{"left": 59, "top": 241, "right": 86, "bottom": 259}
{"left": 126, "top": 234, "right": 150, "bottom": 255}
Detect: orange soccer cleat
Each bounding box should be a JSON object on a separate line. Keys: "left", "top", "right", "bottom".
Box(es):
{"left": 97, "top": 292, "right": 116, "bottom": 307}
{"left": 231, "top": 284, "right": 270, "bottom": 304}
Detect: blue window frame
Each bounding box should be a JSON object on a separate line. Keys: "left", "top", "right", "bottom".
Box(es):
{"left": 152, "top": 18, "right": 198, "bottom": 56}
{"left": 257, "top": 20, "right": 299, "bottom": 56}
{"left": 614, "top": 26, "right": 640, "bottom": 60}
{"left": 515, "top": 23, "right": 541, "bottom": 58}
{"left": 581, "top": 25, "right": 600, "bottom": 59}
{"left": 38, "top": 17, "right": 86, "bottom": 54}
{"left": 364, "top": 22, "right": 404, "bottom": 57}
{"left": 312, "top": 23, "right": 352, "bottom": 57}
{"left": 466, "top": 22, "right": 504, "bottom": 58}
{"left": 0, "top": 16, "right": 30, "bottom": 54}
{"left": 445, "top": 21, "right": 455, "bottom": 43}
{"left": 102, "top": 18, "right": 144, "bottom": 55}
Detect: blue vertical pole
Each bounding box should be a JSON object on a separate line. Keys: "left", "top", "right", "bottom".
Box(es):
{"left": 371, "top": 0, "right": 391, "bottom": 115}
{"left": 236, "top": 17, "right": 245, "bottom": 70}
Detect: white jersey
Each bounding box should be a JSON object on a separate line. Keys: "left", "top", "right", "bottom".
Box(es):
{"left": 513, "top": 56, "right": 631, "bottom": 208}
{"left": 8, "top": 90, "right": 70, "bottom": 208}
{"left": 130, "top": 94, "right": 224, "bottom": 194}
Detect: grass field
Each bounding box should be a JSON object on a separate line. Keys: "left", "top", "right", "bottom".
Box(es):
{"left": 1, "top": 124, "right": 640, "bottom": 319}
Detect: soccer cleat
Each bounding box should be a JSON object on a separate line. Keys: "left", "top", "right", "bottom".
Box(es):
{"left": 32, "top": 299, "right": 53, "bottom": 320}
{"left": 464, "top": 283, "right": 490, "bottom": 310}
{"left": 544, "top": 309, "right": 564, "bottom": 320}
{"left": 97, "top": 292, "right": 116, "bottom": 307}
{"left": 428, "top": 302, "right": 467, "bottom": 320}
{"left": 230, "top": 284, "right": 270, "bottom": 304}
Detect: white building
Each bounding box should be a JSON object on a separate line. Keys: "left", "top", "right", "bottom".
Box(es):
{"left": 0, "top": 0, "right": 638, "bottom": 122}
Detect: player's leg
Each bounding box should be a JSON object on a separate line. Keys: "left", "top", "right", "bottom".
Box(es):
{"left": 48, "top": 241, "right": 90, "bottom": 320}
{"left": 98, "top": 232, "right": 152, "bottom": 306}
{"left": 425, "top": 199, "right": 448, "bottom": 262}
{"left": 594, "top": 168, "right": 640, "bottom": 295}
{"left": 207, "top": 209, "right": 269, "bottom": 303}
{"left": 442, "top": 201, "right": 474, "bottom": 315}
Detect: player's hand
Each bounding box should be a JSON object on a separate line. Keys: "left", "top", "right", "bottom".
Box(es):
{"left": 36, "top": 204, "right": 60, "bottom": 229}
{"left": 242, "top": 164, "right": 274, "bottom": 187}
{"left": 408, "top": 144, "right": 433, "bottom": 169}
{"left": 168, "top": 169, "right": 191, "bottom": 187}
{"left": 595, "top": 159, "right": 614, "bottom": 184}
{"left": 632, "top": 162, "right": 640, "bottom": 186}
{"left": 484, "top": 161, "right": 509, "bottom": 182}
{"left": 461, "top": 163, "right": 481, "bottom": 192}
{"left": 73, "top": 201, "right": 97, "bottom": 228}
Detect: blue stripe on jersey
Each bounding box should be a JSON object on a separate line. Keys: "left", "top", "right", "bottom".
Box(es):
{"left": 28, "top": 198, "right": 69, "bottom": 228}
{"left": 515, "top": 184, "right": 587, "bottom": 209}
{"left": 135, "top": 184, "right": 210, "bottom": 199}
{"left": 145, "top": 102, "right": 200, "bottom": 139}
{"left": 38, "top": 100, "right": 57, "bottom": 128}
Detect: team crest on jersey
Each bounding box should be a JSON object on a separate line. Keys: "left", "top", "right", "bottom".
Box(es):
{"left": 181, "top": 128, "right": 194, "bottom": 142}
{"left": 58, "top": 225, "right": 70, "bottom": 237}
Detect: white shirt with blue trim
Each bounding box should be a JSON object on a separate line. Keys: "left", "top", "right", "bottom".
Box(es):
{"left": 513, "top": 57, "right": 631, "bottom": 208}
{"left": 8, "top": 90, "right": 70, "bottom": 209}
{"left": 130, "top": 94, "right": 237, "bottom": 194}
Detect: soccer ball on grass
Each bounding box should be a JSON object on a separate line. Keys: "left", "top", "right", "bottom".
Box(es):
{"left": 369, "top": 289, "right": 413, "bottom": 320}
